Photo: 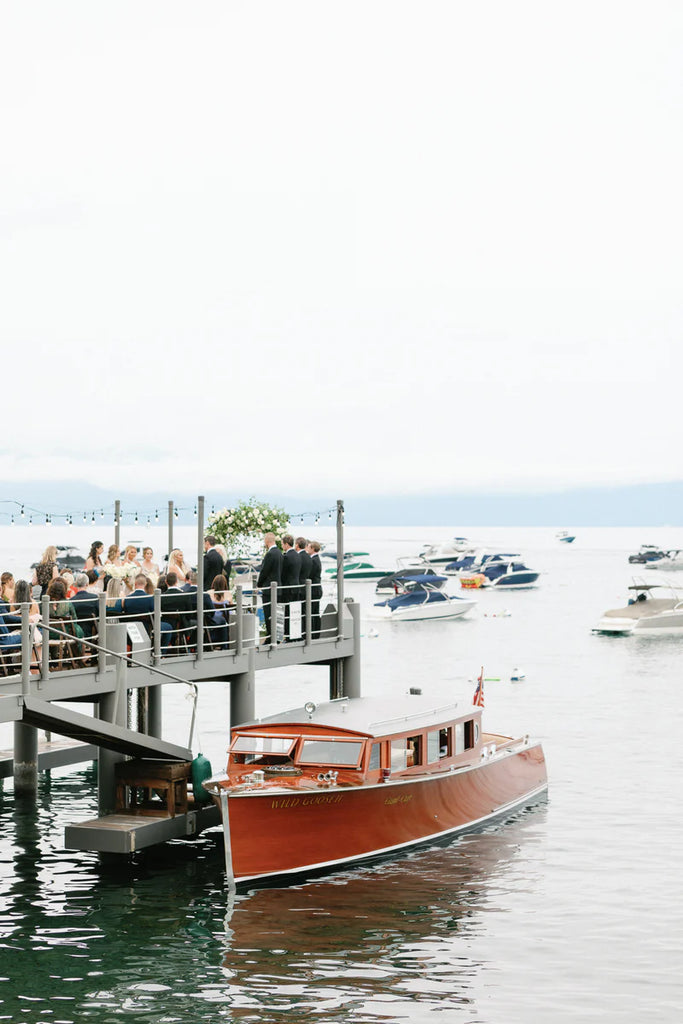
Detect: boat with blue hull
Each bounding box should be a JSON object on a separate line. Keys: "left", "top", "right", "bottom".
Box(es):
{"left": 478, "top": 560, "right": 540, "bottom": 589}
{"left": 369, "top": 578, "right": 475, "bottom": 621}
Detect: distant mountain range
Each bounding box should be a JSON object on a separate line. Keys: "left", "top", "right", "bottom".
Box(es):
{"left": 2, "top": 479, "right": 683, "bottom": 526}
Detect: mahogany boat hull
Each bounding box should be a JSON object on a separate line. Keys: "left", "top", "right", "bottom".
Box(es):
{"left": 215, "top": 743, "right": 547, "bottom": 886}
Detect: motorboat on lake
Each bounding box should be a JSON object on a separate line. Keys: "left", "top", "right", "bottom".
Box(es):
{"left": 462, "top": 560, "right": 539, "bottom": 589}
{"left": 418, "top": 538, "right": 470, "bottom": 564}
{"left": 324, "top": 561, "right": 390, "bottom": 580}
{"left": 638, "top": 549, "right": 683, "bottom": 571}
{"left": 369, "top": 577, "right": 475, "bottom": 621}
{"left": 556, "top": 531, "right": 576, "bottom": 544}
{"left": 375, "top": 567, "right": 447, "bottom": 595}
{"left": 592, "top": 581, "right": 683, "bottom": 635}
{"left": 628, "top": 545, "right": 667, "bottom": 565}
{"left": 444, "top": 551, "right": 520, "bottom": 575}
{"left": 203, "top": 691, "right": 547, "bottom": 888}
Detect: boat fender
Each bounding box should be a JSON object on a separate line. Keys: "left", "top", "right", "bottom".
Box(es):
{"left": 191, "top": 753, "right": 213, "bottom": 803}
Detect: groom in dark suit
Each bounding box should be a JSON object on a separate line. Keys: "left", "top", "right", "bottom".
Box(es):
{"left": 257, "top": 533, "right": 282, "bottom": 643}
{"left": 203, "top": 536, "right": 225, "bottom": 589}
{"left": 295, "top": 537, "right": 312, "bottom": 634}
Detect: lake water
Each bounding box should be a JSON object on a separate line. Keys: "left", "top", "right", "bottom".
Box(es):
{"left": 1, "top": 525, "right": 682, "bottom": 1023}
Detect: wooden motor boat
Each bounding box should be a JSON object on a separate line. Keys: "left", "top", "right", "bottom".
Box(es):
{"left": 203, "top": 693, "right": 547, "bottom": 888}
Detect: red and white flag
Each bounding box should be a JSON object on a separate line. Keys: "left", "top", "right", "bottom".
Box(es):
{"left": 473, "top": 667, "right": 484, "bottom": 707}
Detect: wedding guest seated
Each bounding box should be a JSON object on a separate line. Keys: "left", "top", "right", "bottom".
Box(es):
{"left": 125, "top": 573, "right": 169, "bottom": 646}
{"left": 182, "top": 569, "right": 198, "bottom": 593}
{"left": 157, "top": 574, "right": 169, "bottom": 593}
{"left": 11, "top": 579, "right": 41, "bottom": 664}
{"left": 206, "top": 574, "right": 233, "bottom": 650}
{"left": 70, "top": 573, "right": 100, "bottom": 640}
{"left": 160, "top": 572, "right": 193, "bottom": 652}
{"left": 46, "top": 577, "right": 84, "bottom": 657}
{"left": 104, "top": 578, "right": 124, "bottom": 616}
{"left": 1, "top": 572, "right": 15, "bottom": 608}
{"left": 60, "top": 570, "right": 77, "bottom": 598}
{"left": 85, "top": 570, "right": 100, "bottom": 594}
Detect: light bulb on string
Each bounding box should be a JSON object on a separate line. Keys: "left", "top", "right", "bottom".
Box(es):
{"left": 193, "top": 505, "right": 197, "bottom": 518}
{"left": 100, "top": 510, "right": 104, "bottom": 519}
{"left": 28, "top": 516, "right": 32, "bottom": 526}
{"left": 174, "top": 509, "right": 178, "bottom": 519}
{"left": 91, "top": 512, "right": 95, "bottom": 523}
{"left": 146, "top": 516, "right": 151, "bottom": 526}
{"left": 134, "top": 512, "right": 138, "bottom": 524}
{"left": 20, "top": 506, "right": 24, "bottom": 518}
{"left": 155, "top": 509, "right": 159, "bottom": 522}
{"left": 315, "top": 514, "right": 320, "bottom": 525}
{"left": 11, "top": 515, "right": 14, "bottom": 525}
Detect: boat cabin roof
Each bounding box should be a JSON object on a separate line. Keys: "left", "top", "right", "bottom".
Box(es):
{"left": 235, "top": 695, "right": 469, "bottom": 740}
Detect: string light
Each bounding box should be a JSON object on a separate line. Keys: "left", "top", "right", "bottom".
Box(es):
{"left": 155, "top": 509, "right": 159, "bottom": 522}
{"left": 134, "top": 511, "right": 138, "bottom": 524}
{"left": 10, "top": 515, "right": 14, "bottom": 525}
{"left": 20, "top": 505, "right": 24, "bottom": 518}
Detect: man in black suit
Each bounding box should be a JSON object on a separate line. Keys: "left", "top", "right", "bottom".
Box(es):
{"left": 295, "top": 537, "right": 312, "bottom": 635}
{"left": 203, "top": 535, "right": 225, "bottom": 590}
{"left": 124, "top": 573, "right": 160, "bottom": 647}
{"left": 71, "top": 572, "right": 100, "bottom": 642}
{"left": 257, "top": 532, "right": 282, "bottom": 644}
{"left": 160, "top": 572, "right": 193, "bottom": 653}
{"left": 307, "top": 540, "right": 323, "bottom": 639}
{"left": 280, "top": 534, "right": 300, "bottom": 641}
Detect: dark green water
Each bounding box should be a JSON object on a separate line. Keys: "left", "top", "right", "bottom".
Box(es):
{"left": 1, "top": 766, "right": 548, "bottom": 1023}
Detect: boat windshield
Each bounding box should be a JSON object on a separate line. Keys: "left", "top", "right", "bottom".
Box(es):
{"left": 231, "top": 735, "right": 297, "bottom": 757}
{"left": 297, "top": 739, "right": 364, "bottom": 768}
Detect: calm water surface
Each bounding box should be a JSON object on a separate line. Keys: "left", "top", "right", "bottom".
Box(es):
{"left": 1, "top": 526, "right": 682, "bottom": 1022}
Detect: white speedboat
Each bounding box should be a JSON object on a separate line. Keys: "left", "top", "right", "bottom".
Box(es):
{"left": 593, "top": 582, "right": 683, "bottom": 635}
{"left": 369, "top": 578, "right": 475, "bottom": 621}
{"left": 641, "top": 549, "right": 683, "bottom": 571}
{"left": 375, "top": 568, "right": 447, "bottom": 595}
{"left": 419, "top": 538, "right": 470, "bottom": 564}
{"left": 556, "top": 531, "right": 575, "bottom": 544}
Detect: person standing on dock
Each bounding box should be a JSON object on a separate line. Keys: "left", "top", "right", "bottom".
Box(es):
{"left": 203, "top": 535, "right": 225, "bottom": 590}
{"left": 296, "top": 537, "right": 312, "bottom": 632}
{"left": 307, "top": 541, "right": 323, "bottom": 639}
{"left": 281, "top": 534, "right": 300, "bottom": 641}
{"left": 257, "top": 533, "right": 282, "bottom": 644}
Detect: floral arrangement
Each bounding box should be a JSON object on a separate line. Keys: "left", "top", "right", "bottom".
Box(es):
{"left": 206, "top": 498, "right": 290, "bottom": 557}
{"left": 104, "top": 563, "right": 138, "bottom": 582}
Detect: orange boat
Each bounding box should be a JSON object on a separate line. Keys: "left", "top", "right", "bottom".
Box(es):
{"left": 460, "top": 574, "right": 486, "bottom": 589}
{"left": 204, "top": 693, "right": 547, "bottom": 888}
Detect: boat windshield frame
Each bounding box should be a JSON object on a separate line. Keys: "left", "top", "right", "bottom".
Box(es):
{"left": 231, "top": 734, "right": 298, "bottom": 757}
{"left": 297, "top": 737, "right": 365, "bottom": 768}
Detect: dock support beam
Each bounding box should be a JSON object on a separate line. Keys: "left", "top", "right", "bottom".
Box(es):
{"left": 342, "top": 599, "right": 361, "bottom": 699}
{"left": 230, "top": 648, "right": 256, "bottom": 728}
{"left": 13, "top": 722, "right": 38, "bottom": 797}
{"left": 97, "top": 624, "right": 128, "bottom": 816}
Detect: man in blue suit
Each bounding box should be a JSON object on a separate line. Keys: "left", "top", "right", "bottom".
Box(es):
{"left": 126, "top": 574, "right": 172, "bottom": 649}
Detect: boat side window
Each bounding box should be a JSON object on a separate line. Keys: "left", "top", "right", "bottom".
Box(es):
{"left": 464, "top": 719, "right": 475, "bottom": 749}
{"left": 390, "top": 739, "right": 408, "bottom": 771}
{"left": 428, "top": 729, "right": 451, "bottom": 763}
{"left": 230, "top": 735, "right": 297, "bottom": 766}
{"left": 406, "top": 734, "right": 422, "bottom": 767}
{"left": 369, "top": 742, "right": 381, "bottom": 771}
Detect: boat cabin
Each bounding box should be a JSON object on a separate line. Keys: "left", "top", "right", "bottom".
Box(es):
{"left": 226, "top": 695, "right": 484, "bottom": 786}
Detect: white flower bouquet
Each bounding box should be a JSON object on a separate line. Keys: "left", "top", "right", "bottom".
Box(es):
{"left": 207, "top": 497, "right": 290, "bottom": 557}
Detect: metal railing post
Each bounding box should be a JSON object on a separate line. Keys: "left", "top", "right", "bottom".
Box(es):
{"left": 305, "top": 579, "right": 312, "bottom": 646}
{"left": 270, "top": 581, "right": 278, "bottom": 647}
{"left": 98, "top": 593, "right": 107, "bottom": 674}
{"left": 41, "top": 595, "right": 50, "bottom": 683}
{"left": 153, "top": 588, "right": 162, "bottom": 663}
{"left": 336, "top": 498, "right": 345, "bottom": 639}
{"left": 168, "top": 500, "right": 174, "bottom": 559}
{"left": 196, "top": 494, "right": 205, "bottom": 661}
{"left": 21, "top": 602, "right": 31, "bottom": 694}
{"left": 236, "top": 585, "right": 243, "bottom": 656}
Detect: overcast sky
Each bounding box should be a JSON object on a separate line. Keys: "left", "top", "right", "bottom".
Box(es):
{"left": 2, "top": 2, "right": 682, "bottom": 500}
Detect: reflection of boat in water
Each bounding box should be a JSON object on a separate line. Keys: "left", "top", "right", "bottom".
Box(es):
{"left": 556, "top": 531, "right": 575, "bottom": 544}
{"left": 592, "top": 581, "right": 683, "bottom": 635}
{"left": 204, "top": 692, "right": 547, "bottom": 888}
{"left": 369, "top": 578, "right": 474, "bottom": 621}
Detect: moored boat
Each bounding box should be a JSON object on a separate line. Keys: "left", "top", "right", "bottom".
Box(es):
{"left": 203, "top": 691, "right": 547, "bottom": 888}
{"left": 556, "top": 531, "right": 575, "bottom": 544}
{"left": 324, "top": 560, "right": 390, "bottom": 580}
{"left": 592, "top": 582, "right": 683, "bottom": 635}
{"left": 418, "top": 538, "right": 471, "bottom": 564}
{"left": 375, "top": 567, "right": 447, "bottom": 595}
{"left": 369, "top": 578, "right": 474, "bottom": 621}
